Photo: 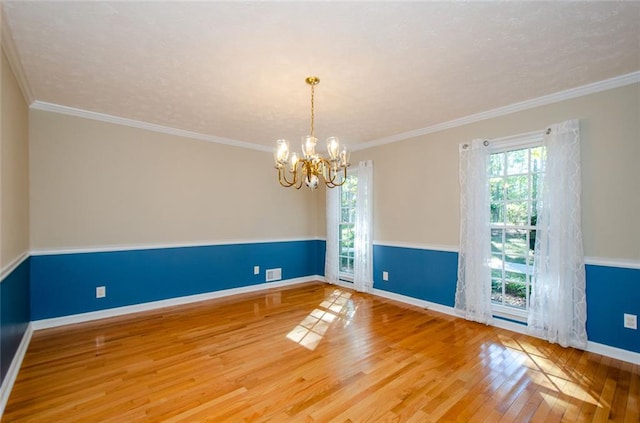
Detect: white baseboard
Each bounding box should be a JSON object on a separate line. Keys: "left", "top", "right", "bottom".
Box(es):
{"left": 587, "top": 341, "right": 640, "bottom": 365}
{"left": 371, "top": 288, "right": 639, "bottom": 365}
{"left": 32, "top": 276, "right": 321, "bottom": 330}
{"left": 372, "top": 288, "right": 457, "bottom": 317}
{"left": 0, "top": 323, "right": 33, "bottom": 418}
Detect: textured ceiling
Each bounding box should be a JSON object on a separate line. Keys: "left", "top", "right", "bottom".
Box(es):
{"left": 2, "top": 1, "right": 639, "bottom": 151}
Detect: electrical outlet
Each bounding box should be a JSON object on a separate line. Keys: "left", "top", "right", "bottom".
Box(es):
{"left": 382, "top": 271, "right": 389, "bottom": 281}
{"left": 254, "top": 266, "right": 260, "bottom": 275}
{"left": 623, "top": 313, "right": 637, "bottom": 330}
{"left": 96, "top": 286, "right": 106, "bottom": 299}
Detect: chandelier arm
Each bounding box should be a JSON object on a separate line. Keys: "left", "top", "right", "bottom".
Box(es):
{"left": 290, "top": 160, "right": 308, "bottom": 189}
{"left": 295, "top": 170, "right": 305, "bottom": 189}
{"left": 324, "top": 164, "right": 348, "bottom": 188}
{"left": 278, "top": 166, "right": 298, "bottom": 187}
{"left": 318, "top": 157, "right": 342, "bottom": 186}
{"left": 326, "top": 167, "right": 339, "bottom": 185}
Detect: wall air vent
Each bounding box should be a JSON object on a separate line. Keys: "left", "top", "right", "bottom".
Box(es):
{"left": 266, "top": 268, "right": 282, "bottom": 282}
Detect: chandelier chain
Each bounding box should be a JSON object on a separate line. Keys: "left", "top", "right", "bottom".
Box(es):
{"left": 310, "top": 84, "right": 315, "bottom": 137}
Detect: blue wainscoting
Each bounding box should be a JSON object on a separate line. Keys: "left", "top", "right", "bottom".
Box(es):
{"left": 372, "top": 245, "right": 458, "bottom": 307}
{"left": 16, "top": 241, "right": 640, "bottom": 355}
{"left": 585, "top": 265, "right": 640, "bottom": 353}
{"left": 0, "top": 257, "right": 30, "bottom": 383}
{"left": 315, "top": 240, "right": 326, "bottom": 277}
{"left": 30, "top": 240, "right": 323, "bottom": 321}
{"left": 371, "top": 244, "right": 639, "bottom": 354}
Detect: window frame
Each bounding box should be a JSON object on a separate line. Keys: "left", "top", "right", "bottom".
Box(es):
{"left": 488, "top": 132, "right": 544, "bottom": 323}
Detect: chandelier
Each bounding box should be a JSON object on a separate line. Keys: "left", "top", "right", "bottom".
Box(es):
{"left": 273, "top": 76, "right": 350, "bottom": 189}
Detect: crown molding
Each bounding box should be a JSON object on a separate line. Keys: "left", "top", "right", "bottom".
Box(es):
{"left": 20, "top": 68, "right": 640, "bottom": 155}
{"left": 30, "top": 101, "right": 272, "bottom": 153}
{"left": 353, "top": 71, "right": 640, "bottom": 151}
{"left": 1, "top": 9, "right": 34, "bottom": 105}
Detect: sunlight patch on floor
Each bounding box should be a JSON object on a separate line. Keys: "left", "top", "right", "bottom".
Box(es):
{"left": 286, "top": 289, "right": 354, "bottom": 350}
{"left": 487, "top": 337, "right": 600, "bottom": 407}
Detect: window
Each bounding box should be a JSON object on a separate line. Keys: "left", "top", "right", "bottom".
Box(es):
{"left": 489, "top": 142, "right": 545, "bottom": 316}
{"left": 338, "top": 174, "right": 358, "bottom": 279}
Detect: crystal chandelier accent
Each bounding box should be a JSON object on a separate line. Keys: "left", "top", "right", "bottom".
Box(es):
{"left": 273, "top": 76, "right": 350, "bottom": 189}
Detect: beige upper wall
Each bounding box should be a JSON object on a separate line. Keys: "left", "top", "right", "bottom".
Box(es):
{"left": 350, "top": 83, "right": 640, "bottom": 261}
{"left": 26, "top": 81, "right": 640, "bottom": 260}
{"left": 1, "top": 48, "right": 30, "bottom": 266}
{"left": 30, "top": 110, "right": 320, "bottom": 250}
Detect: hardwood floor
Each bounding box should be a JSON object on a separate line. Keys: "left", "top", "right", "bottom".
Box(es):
{"left": 3, "top": 282, "right": 639, "bottom": 422}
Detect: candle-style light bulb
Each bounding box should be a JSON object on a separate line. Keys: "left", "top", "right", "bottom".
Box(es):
{"left": 275, "top": 139, "right": 290, "bottom": 165}
{"left": 302, "top": 135, "right": 317, "bottom": 159}
{"left": 290, "top": 152, "right": 299, "bottom": 172}
{"left": 339, "top": 145, "right": 350, "bottom": 167}
{"left": 326, "top": 137, "right": 340, "bottom": 161}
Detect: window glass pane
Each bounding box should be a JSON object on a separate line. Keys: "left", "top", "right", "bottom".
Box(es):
{"left": 340, "top": 225, "right": 354, "bottom": 246}
{"left": 528, "top": 229, "right": 537, "bottom": 255}
{"left": 491, "top": 229, "right": 503, "bottom": 253}
{"left": 489, "top": 153, "right": 505, "bottom": 176}
{"left": 505, "top": 254, "right": 527, "bottom": 270}
{"left": 506, "top": 201, "right": 528, "bottom": 225}
{"left": 505, "top": 175, "right": 528, "bottom": 201}
{"left": 531, "top": 200, "right": 539, "bottom": 221}
{"left": 490, "top": 202, "right": 504, "bottom": 224}
{"left": 491, "top": 280, "right": 503, "bottom": 304}
{"left": 490, "top": 178, "right": 504, "bottom": 201}
{"left": 531, "top": 146, "right": 545, "bottom": 173}
{"left": 504, "top": 282, "right": 527, "bottom": 309}
{"left": 506, "top": 149, "right": 529, "bottom": 175}
{"left": 504, "top": 229, "right": 527, "bottom": 259}
{"left": 341, "top": 207, "right": 349, "bottom": 223}
{"left": 491, "top": 268, "right": 503, "bottom": 279}
{"left": 505, "top": 270, "right": 526, "bottom": 283}
{"left": 504, "top": 255, "right": 531, "bottom": 280}
{"left": 531, "top": 173, "right": 541, "bottom": 202}
{"left": 535, "top": 174, "right": 544, "bottom": 199}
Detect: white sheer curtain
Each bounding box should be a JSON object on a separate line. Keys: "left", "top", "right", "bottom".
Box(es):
{"left": 325, "top": 184, "right": 340, "bottom": 284}
{"left": 354, "top": 160, "right": 373, "bottom": 293}
{"left": 528, "top": 119, "right": 587, "bottom": 349}
{"left": 455, "top": 139, "right": 493, "bottom": 324}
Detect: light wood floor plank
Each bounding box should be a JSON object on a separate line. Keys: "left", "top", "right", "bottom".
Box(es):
{"left": 3, "top": 282, "right": 639, "bottom": 422}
